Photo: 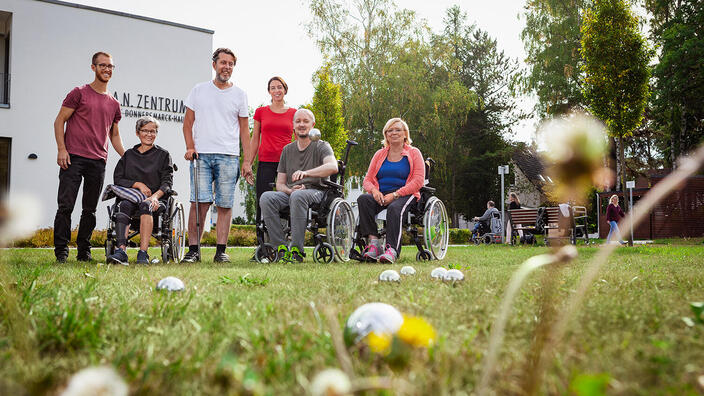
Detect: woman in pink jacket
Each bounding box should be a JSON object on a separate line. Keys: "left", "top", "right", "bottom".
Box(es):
{"left": 357, "top": 118, "right": 425, "bottom": 263}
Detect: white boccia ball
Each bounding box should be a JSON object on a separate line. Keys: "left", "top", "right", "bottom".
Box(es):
{"left": 309, "top": 128, "right": 322, "bottom": 141}
{"left": 156, "top": 276, "right": 185, "bottom": 291}
{"left": 379, "top": 269, "right": 401, "bottom": 282}
{"left": 344, "top": 303, "right": 404, "bottom": 346}
{"left": 430, "top": 267, "right": 448, "bottom": 279}
{"left": 443, "top": 269, "right": 465, "bottom": 282}
{"left": 400, "top": 266, "right": 416, "bottom": 276}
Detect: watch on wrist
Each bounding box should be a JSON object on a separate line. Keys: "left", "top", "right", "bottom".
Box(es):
{"left": 393, "top": 191, "right": 399, "bottom": 199}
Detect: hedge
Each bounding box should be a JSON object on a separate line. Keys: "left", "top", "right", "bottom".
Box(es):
{"left": 12, "top": 225, "right": 473, "bottom": 248}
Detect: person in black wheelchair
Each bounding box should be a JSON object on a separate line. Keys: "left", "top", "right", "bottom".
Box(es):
{"left": 470, "top": 200, "right": 501, "bottom": 244}
{"left": 257, "top": 109, "right": 356, "bottom": 263}
{"left": 351, "top": 117, "right": 449, "bottom": 263}
{"left": 104, "top": 116, "right": 180, "bottom": 265}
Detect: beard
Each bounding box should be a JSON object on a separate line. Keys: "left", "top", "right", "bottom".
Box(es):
{"left": 215, "top": 71, "right": 230, "bottom": 83}
{"left": 95, "top": 71, "right": 110, "bottom": 83}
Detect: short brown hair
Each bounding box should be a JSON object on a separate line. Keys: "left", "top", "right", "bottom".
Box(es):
{"left": 92, "top": 51, "right": 112, "bottom": 65}
{"left": 212, "top": 48, "right": 237, "bottom": 65}
{"left": 268, "top": 76, "right": 288, "bottom": 94}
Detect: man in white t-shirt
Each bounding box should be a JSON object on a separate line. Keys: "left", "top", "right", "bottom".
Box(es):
{"left": 182, "top": 47, "right": 253, "bottom": 263}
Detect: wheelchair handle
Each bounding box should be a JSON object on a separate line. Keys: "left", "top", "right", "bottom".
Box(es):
{"left": 338, "top": 140, "right": 357, "bottom": 187}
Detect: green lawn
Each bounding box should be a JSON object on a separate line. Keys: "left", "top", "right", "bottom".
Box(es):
{"left": 1, "top": 243, "right": 703, "bottom": 395}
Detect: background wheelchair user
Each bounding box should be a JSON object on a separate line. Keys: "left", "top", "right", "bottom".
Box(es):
{"left": 357, "top": 117, "right": 425, "bottom": 263}
{"left": 259, "top": 108, "right": 338, "bottom": 263}
{"left": 471, "top": 200, "right": 500, "bottom": 239}
{"left": 106, "top": 116, "right": 173, "bottom": 265}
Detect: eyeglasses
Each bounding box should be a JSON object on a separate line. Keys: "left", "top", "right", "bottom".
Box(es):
{"left": 139, "top": 129, "right": 158, "bottom": 135}
{"left": 95, "top": 63, "right": 116, "bottom": 70}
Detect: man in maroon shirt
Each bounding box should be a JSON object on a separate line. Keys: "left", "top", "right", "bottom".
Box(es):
{"left": 53, "top": 52, "right": 125, "bottom": 262}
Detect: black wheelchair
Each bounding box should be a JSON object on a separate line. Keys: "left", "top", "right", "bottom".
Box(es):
{"left": 103, "top": 180, "right": 186, "bottom": 263}
{"left": 349, "top": 158, "right": 450, "bottom": 261}
{"left": 254, "top": 139, "right": 358, "bottom": 264}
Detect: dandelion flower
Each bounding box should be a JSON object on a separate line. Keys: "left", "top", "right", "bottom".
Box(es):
{"left": 366, "top": 331, "right": 392, "bottom": 354}
{"left": 397, "top": 315, "right": 436, "bottom": 348}
{"left": 309, "top": 368, "right": 351, "bottom": 396}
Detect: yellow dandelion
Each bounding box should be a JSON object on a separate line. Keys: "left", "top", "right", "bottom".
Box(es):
{"left": 397, "top": 315, "right": 436, "bottom": 348}
{"left": 366, "top": 331, "right": 392, "bottom": 355}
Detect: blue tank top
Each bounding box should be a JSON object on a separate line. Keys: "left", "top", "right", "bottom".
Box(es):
{"left": 377, "top": 157, "right": 410, "bottom": 194}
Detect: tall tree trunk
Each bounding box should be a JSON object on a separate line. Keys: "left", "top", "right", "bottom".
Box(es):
{"left": 679, "top": 105, "right": 686, "bottom": 162}
{"left": 615, "top": 137, "right": 623, "bottom": 191}
{"left": 670, "top": 107, "right": 678, "bottom": 168}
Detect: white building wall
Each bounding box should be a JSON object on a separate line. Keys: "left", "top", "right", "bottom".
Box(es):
{"left": 0, "top": 0, "right": 251, "bottom": 230}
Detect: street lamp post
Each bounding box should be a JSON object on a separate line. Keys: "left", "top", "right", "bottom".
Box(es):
{"left": 498, "top": 165, "right": 509, "bottom": 243}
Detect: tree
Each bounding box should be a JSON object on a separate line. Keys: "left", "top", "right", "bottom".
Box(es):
{"left": 307, "top": 66, "right": 349, "bottom": 158}
{"left": 646, "top": 0, "right": 704, "bottom": 166}
{"left": 580, "top": 0, "right": 651, "bottom": 190}
{"left": 307, "top": 0, "right": 421, "bottom": 174}
{"left": 438, "top": 7, "right": 520, "bottom": 218}
{"left": 520, "top": 0, "right": 591, "bottom": 116}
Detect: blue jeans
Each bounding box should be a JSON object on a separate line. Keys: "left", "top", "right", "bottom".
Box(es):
{"left": 606, "top": 220, "right": 624, "bottom": 243}
{"left": 189, "top": 154, "right": 239, "bottom": 208}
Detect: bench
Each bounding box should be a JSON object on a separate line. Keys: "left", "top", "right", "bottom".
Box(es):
{"left": 508, "top": 206, "right": 590, "bottom": 245}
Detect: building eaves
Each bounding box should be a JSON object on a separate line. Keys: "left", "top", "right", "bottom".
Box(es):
{"left": 512, "top": 148, "right": 547, "bottom": 194}
{"left": 35, "top": 0, "right": 214, "bottom": 34}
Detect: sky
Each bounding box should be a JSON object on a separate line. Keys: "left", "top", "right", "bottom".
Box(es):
{"left": 75, "top": 0, "right": 537, "bottom": 141}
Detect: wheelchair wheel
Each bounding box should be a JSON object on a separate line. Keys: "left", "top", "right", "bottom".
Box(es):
{"left": 169, "top": 201, "right": 186, "bottom": 263}
{"left": 313, "top": 242, "right": 334, "bottom": 263}
{"left": 483, "top": 234, "right": 493, "bottom": 244}
{"left": 416, "top": 249, "right": 432, "bottom": 261}
{"left": 327, "top": 198, "right": 355, "bottom": 262}
{"left": 423, "top": 197, "right": 449, "bottom": 259}
{"left": 255, "top": 243, "right": 277, "bottom": 263}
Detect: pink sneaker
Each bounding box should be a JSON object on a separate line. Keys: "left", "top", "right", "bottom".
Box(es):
{"left": 378, "top": 245, "right": 398, "bottom": 263}
{"left": 363, "top": 243, "right": 381, "bottom": 261}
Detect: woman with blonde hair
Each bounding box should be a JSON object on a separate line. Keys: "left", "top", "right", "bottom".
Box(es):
{"left": 356, "top": 118, "right": 424, "bottom": 263}
{"left": 606, "top": 194, "right": 626, "bottom": 244}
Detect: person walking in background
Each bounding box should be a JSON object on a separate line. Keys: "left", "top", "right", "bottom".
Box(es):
{"left": 606, "top": 194, "right": 626, "bottom": 245}
{"left": 357, "top": 118, "right": 425, "bottom": 263}
{"left": 182, "top": 48, "right": 253, "bottom": 263}
{"left": 245, "top": 76, "right": 296, "bottom": 259}
{"left": 53, "top": 51, "right": 125, "bottom": 263}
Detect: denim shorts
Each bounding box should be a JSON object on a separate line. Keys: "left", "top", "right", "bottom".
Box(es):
{"left": 189, "top": 153, "right": 240, "bottom": 208}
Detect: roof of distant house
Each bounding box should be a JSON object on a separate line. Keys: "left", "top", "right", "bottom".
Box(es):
{"left": 512, "top": 148, "right": 548, "bottom": 193}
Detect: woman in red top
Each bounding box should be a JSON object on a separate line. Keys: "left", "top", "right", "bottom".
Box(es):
{"left": 247, "top": 76, "right": 296, "bottom": 242}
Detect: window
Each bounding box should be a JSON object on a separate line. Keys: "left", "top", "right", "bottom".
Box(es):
{"left": 0, "top": 11, "right": 11, "bottom": 107}
{"left": 0, "top": 137, "right": 10, "bottom": 196}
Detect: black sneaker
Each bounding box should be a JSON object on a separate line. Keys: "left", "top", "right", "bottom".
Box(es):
{"left": 107, "top": 248, "right": 129, "bottom": 266}
{"left": 182, "top": 250, "right": 200, "bottom": 263}
{"left": 56, "top": 255, "right": 67, "bottom": 263}
{"left": 214, "top": 252, "right": 231, "bottom": 263}
{"left": 77, "top": 250, "right": 93, "bottom": 262}
{"left": 136, "top": 250, "right": 150, "bottom": 264}
{"left": 289, "top": 247, "right": 305, "bottom": 263}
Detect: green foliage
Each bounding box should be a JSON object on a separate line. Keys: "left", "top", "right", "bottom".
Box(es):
{"left": 569, "top": 373, "right": 611, "bottom": 396}
{"left": 580, "top": 0, "right": 651, "bottom": 190}
{"left": 239, "top": 163, "right": 257, "bottom": 224}
{"left": 647, "top": 0, "right": 704, "bottom": 165}
{"left": 307, "top": 66, "right": 349, "bottom": 158}
{"left": 520, "top": 0, "right": 590, "bottom": 115}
